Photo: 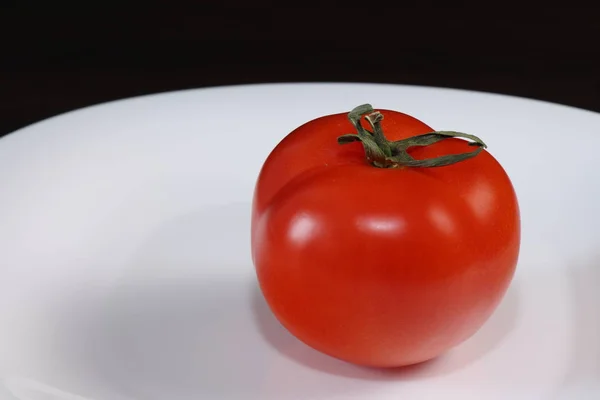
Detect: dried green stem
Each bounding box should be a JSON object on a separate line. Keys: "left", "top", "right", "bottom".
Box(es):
{"left": 337, "top": 104, "right": 487, "bottom": 168}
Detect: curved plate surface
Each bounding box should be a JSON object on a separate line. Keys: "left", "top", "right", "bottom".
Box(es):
{"left": 0, "top": 83, "right": 599, "bottom": 399}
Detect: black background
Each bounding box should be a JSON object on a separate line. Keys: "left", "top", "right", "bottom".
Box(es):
{"left": 1, "top": 6, "right": 599, "bottom": 138}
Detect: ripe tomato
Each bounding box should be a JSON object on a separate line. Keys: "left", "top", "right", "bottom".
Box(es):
{"left": 251, "top": 104, "right": 520, "bottom": 368}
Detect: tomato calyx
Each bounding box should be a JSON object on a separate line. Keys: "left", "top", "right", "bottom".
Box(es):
{"left": 338, "top": 104, "right": 488, "bottom": 168}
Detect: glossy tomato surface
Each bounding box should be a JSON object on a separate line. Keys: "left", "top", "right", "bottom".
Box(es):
{"left": 251, "top": 107, "right": 520, "bottom": 368}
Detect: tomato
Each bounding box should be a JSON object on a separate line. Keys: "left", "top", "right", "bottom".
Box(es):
{"left": 251, "top": 104, "right": 520, "bottom": 368}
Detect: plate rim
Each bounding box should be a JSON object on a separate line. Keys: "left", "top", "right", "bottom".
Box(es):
{"left": 2, "top": 81, "right": 599, "bottom": 143}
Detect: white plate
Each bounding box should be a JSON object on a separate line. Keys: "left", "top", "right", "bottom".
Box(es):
{"left": 0, "top": 83, "right": 598, "bottom": 400}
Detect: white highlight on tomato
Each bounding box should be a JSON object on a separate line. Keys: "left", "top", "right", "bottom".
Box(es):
{"left": 288, "top": 213, "right": 318, "bottom": 246}
{"left": 429, "top": 205, "right": 456, "bottom": 236}
{"left": 468, "top": 180, "right": 496, "bottom": 221}
{"left": 356, "top": 216, "right": 406, "bottom": 235}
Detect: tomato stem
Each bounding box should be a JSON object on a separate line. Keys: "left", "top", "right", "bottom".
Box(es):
{"left": 337, "top": 104, "right": 488, "bottom": 168}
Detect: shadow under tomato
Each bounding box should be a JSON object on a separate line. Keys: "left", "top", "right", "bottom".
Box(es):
{"left": 252, "top": 278, "right": 521, "bottom": 380}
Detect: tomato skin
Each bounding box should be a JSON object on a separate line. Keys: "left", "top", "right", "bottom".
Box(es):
{"left": 251, "top": 109, "right": 520, "bottom": 367}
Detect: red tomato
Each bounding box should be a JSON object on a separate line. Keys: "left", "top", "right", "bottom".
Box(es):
{"left": 251, "top": 104, "right": 520, "bottom": 368}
